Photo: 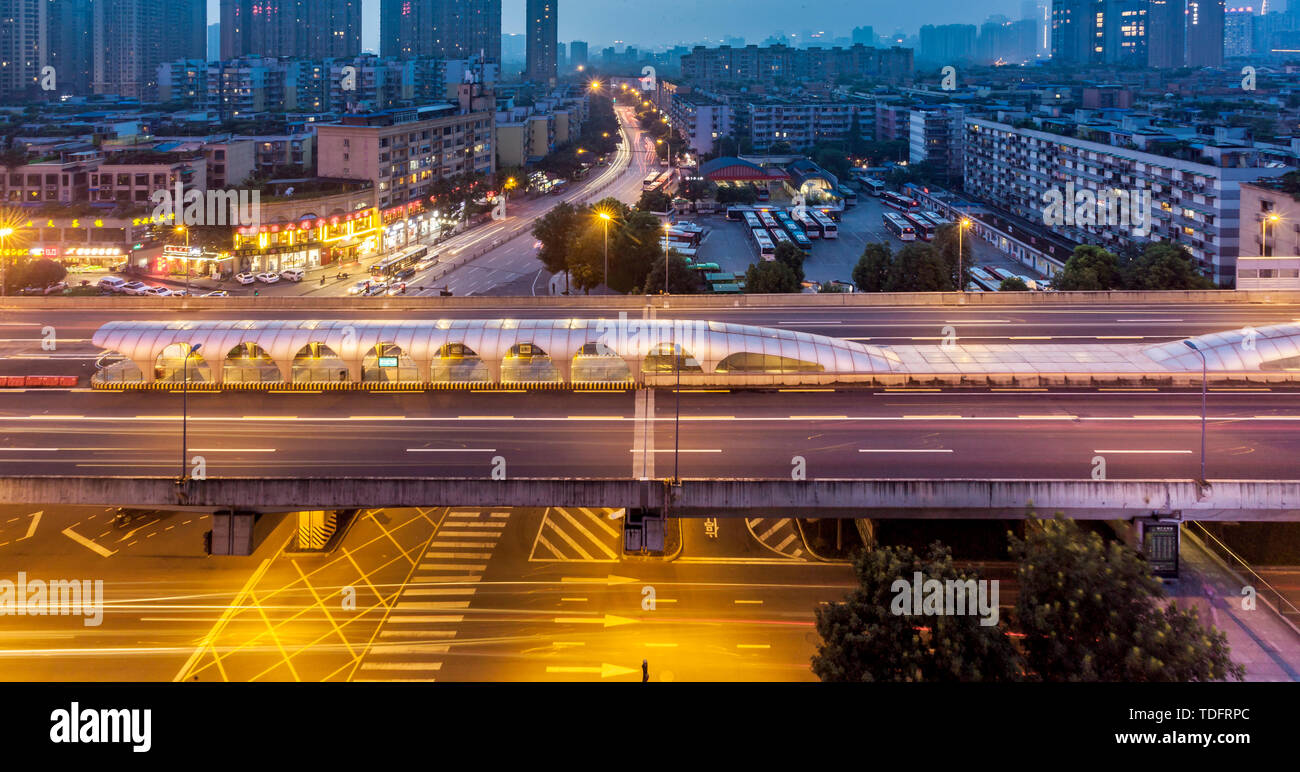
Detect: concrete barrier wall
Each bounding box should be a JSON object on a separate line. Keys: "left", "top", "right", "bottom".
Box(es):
{"left": 6, "top": 289, "right": 1300, "bottom": 313}
{"left": 5, "top": 477, "right": 1300, "bottom": 520}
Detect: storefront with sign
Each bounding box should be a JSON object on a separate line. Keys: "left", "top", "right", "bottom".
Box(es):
{"left": 381, "top": 200, "right": 460, "bottom": 252}
{"left": 232, "top": 208, "right": 379, "bottom": 274}
{"left": 157, "top": 244, "right": 235, "bottom": 279}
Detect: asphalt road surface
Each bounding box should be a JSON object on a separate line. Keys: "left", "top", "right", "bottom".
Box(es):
{"left": 2, "top": 389, "right": 1297, "bottom": 480}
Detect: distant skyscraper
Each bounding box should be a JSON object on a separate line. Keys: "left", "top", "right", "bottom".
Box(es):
{"left": 47, "top": 0, "right": 93, "bottom": 96}
{"left": 1147, "top": 0, "right": 1187, "bottom": 67}
{"left": 525, "top": 0, "right": 557, "bottom": 84}
{"left": 852, "top": 26, "right": 876, "bottom": 46}
{"left": 221, "top": 0, "right": 360, "bottom": 61}
{"left": 569, "top": 40, "right": 588, "bottom": 67}
{"left": 1225, "top": 6, "right": 1255, "bottom": 56}
{"left": 0, "top": 0, "right": 46, "bottom": 99}
{"left": 920, "top": 24, "right": 978, "bottom": 63}
{"left": 380, "top": 0, "right": 502, "bottom": 61}
{"left": 1051, "top": 0, "right": 1100, "bottom": 64}
{"left": 1186, "top": 0, "right": 1226, "bottom": 65}
{"left": 93, "top": 0, "right": 205, "bottom": 98}
{"left": 557, "top": 41, "right": 566, "bottom": 69}
{"left": 208, "top": 23, "right": 221, "bottom": 62}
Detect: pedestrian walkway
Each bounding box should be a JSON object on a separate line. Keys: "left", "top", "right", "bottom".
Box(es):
{"left": 1177, "top": 528, "right": 1300, "bottom": 682}
{"left": 353, "top": 510, "right": 512, "bottom": 682}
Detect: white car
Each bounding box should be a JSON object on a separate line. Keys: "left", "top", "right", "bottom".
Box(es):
{"left": 347, "top": 280, "right": 372, "bottom": 296}
{"left": 280, "top": 268, "right": 305, "bottom": 282}
{"left": 202, "top": 290, "right": 230, "bottom": 298}
{"left": 234, "top": 272, "right": 255, "bottom": 285}
{"left": 386, "top": 282, "right": 408, "bottom": 296}
{"left": 120, "top": 281, "right": 150, "bottom": 295}
{"left": 255, "top": 272, "right": 280, "bottom": 284}
{"left": 142, "top": 286, "right": 173, "bottom": 297}
{"left": 363, "top": 282, "right": 389, "bottom": 296}
{"left": 97, "top": 276, "right": 128, "bottom": 293}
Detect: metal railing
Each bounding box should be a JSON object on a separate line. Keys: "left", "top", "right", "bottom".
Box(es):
{"left": 1186, "top": 521, "right": 1300, "bottom": 636}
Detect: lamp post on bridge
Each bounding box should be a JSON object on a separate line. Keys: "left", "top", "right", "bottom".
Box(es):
{"left": 181, "top": 343, "right": 202, "bottom": 481}
{"left": 1183, "top": 339, "right": 1207, "bottom": 482}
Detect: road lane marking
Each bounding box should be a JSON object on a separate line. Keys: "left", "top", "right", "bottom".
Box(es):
{"left": 858, "top": 449, "right": 953, "bottom": 453}
{"left": 630, "top": 449, "right": 721, "bottom": 453}
{"left": 1093, "top": 449, "right": 1193, "bottom": 454}
{"left": 406, "top": 448, "right": 498, "bottom": 453}
{"left": 419, "top": 564, "right": 487, "bottom": 571}
{"left": 61, "top": 527, "right": 115, "bottom": 557}
{"left": 21, "top": 511, "right": 41, "bottom": 540}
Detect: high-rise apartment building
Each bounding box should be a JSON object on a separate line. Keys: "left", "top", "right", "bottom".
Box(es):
{"left": 380, "top": 0, "right": 502, "bottom": 62}
{"left": 1186, "top": 0, "right": 1226, "bottom": 65}
{"left": 1225, "top": 6, "right": 1256, "bottom": 56}
{"left": 1147, "top": 0, "right": 1188, "bottom": 67}
{"left": 220, "top": 0, "right": 361, "bottom": 61}
{"left": 919, "top": 24, "right": 977, "bottom": 63}
{"left": 525, "top": 0, "right": 558, "bottom": 85}
{"left": 569, "top": 40, "right": 588, "bottom": 68}
{"left": 45, "top": 0, "right": 93, "bottom": 96}
{"left": 93, "top": 0, "right": 205, "bottom": 99}
{"left": 0, "top": 0, "right": 46, "bottom": 99}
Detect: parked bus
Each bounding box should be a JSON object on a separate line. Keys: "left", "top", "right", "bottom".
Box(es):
{"left": 743, "top": 211, "right": 762, "bottom": 230}
{"left": 726, "top": 205, "right": 752, "bottom": 222}
{"left": 371, "top": 245, "right": 428, "bottom": 280}
{"left": 922, "top": 210, "right": 953, "bottom": 229}
{"left": 881, "top": 191, "right": 919, "bottom": 212}
{"left": 770, "top": 227, "right": 794, "bottom": 248}
{"left": 643, "top": 172, "right": 668, "bottom": 191}
{"left": 811, "top": 210, "right": 838, "bottom": 239}
{"left": 969, "top": 267, "right": 1001, "bottom": 291}
{"left": 883, "top": 212, "right": 916, "bottom": 242}
{"left": 839, "top": 188, "right": 858, "bottom": 207}
{"left": 859, "top": 177, "right": 886, "bottom": 197}
{"left": 664, "top": 227, "right": 700, "bottom": 246}
{"left": 757, "top": 210, "right": 780, "bottom": 231}
{"left": 751, "top": 228, "right": 776, "bottom": 260}
{"left": 794, "top": 209, "right": 822, "bottom": 239}
{"left": 904, "top": 212, "right": 937, "bottom": 242}
{"left": 663, "top": 245, "right": 697, "bottom": 261}
{"left": 777, "top": 216, "right": 813, "bottom": 249}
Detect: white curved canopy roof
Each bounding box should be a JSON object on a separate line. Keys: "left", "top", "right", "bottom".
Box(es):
{"left": 92, "top": 319, "right": 903, "bottom": 373}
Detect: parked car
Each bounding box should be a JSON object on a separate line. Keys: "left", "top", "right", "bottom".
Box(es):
{"left": 142, "top": 286, "right": 173, "bottom": 297}
{"left": 363, "top": 282, "right": 389, "bottom": 296}
{"left": 120, "top": 281, "right": 150, "bottom": 295}
{"left": 234, "top": 272, "right": 255, "bottom": 285}
{"left": 202, "top": 290, "right": 230, "bottom": 298}
{"left": 280, "top": 268, "right": 305, "bottom": 282}
{"left": 255, "top": 272, "right": 280, "bottom": 284}
{"left": 170, "top": 288, "right": 191, "bottom": 297}
{"left": 97, "top": 276, "right": 128, "bottom": 293}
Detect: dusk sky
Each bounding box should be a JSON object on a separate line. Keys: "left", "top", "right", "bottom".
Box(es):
{"left": 205, "top": 0, "right": 1026, "bottom": 51}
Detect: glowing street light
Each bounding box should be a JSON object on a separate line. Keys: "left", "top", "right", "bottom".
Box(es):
{"left": 1262, "top": 212, "right": 1281, "bottom": 256}
{"left": 958, "top": 218, "right": 971, "bottom": 293}
{"left": 0, "top": 226, "right": 13, "bottom": 298}
{"left": 598, "top": 210, "right": 613, "bottom": 286}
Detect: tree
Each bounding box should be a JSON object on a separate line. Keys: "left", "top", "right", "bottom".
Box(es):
{"left": 642, "top": 253, "right": 703, "bottom": 295}
{"left": 8, "top": 258, "right": 66, "bottom": 292}
{"left": 889, "top": 242, "right": 954, "bottom": 292}
{"left": 532, "top": 202, "right": 582, "bottom": 280}
{"left": 744, "top": 260, "right": 802, "bottom": 293}
{"left": 1010, "top": 516, "right": 1244, "bottom": 682}
{"left": 812, "top": 543, "right": 1024, "bottom": 682}
{"left": 852, "top": 243, "right": 892, "bottom": 292}
{"left": 999, "top": 276, "right": 1030, "bottom": 291}
{"left": 636, "top": 189, "right": 671, "bottom": 212}
{"left": 1054, "top": 245, "right": 1122, "bottom": 291}
{"left": 773, "top": 241, "right": 808, "bottom": 284}
{"left": 609, "top": 210, "right": 664, "bottom": 293}
{"left": 1123, "top": 243, "right": 1215, "bottom": 290}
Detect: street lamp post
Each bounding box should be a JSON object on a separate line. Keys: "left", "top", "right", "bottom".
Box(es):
{"left": 958, "top": 218, "right": 971, "bottom": 292}
{"left": 0, "top": 227, "right": 13, "bottom": 297}
{"left": 181, "top": 343, "right": 202, "bottom": 481}
{"left": 1183, "top": 339, "right": 1207, "bottom": 481}
{"left": 176, "top": 226, "right": 191, "bottom": 293}
{"left": 663, "top": 222, "right": 671, "bottom": 295}
{"left": 1261, "top": 213, "right": 1280, "bottom": 256}
{"left": 599, "top": 211, "right": 611, "bottom": 288}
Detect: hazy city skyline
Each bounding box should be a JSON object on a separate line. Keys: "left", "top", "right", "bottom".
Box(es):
{"left": 205, "top": 0, "right": 1027, "bottom": 52}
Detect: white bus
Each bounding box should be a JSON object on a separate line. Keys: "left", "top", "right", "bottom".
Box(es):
{"left": 751, "top": 228, "right": 776, "bottom": 260}
{"left": 883, "top": 212, "right": 916, "bottom": 242}
{"left": 969, "top": 267, "right": 1000, "bottom": 291}
{"left": 371, "top": 244, "right": 428, "bottom": 280}
{"left": 757, "top": 210, "right": 780, "bottom": 231}
{"left": 922, "top": 210, "right": 953, "bottom": 229}
{"left": 904, "top": 212, "right": 937, "bottom": 242}
{"left": 743, "top": 211, "right": 762, "bottom": 231}
{"left": 769, "top": 227, "right": 793, "bottom": 248}
{"left": 793, "top": 209, "right": 822, "bottom": 239}
{"left": 859, "top": 177, "right": 886, "bottom": 197}
{"left": 811, "top": 210, "right": 838, "bottom": 239}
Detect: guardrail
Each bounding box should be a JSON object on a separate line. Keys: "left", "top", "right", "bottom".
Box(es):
{"left": 1185, "top": 521, "right": 1300, "bottom": 637}
{"left": 6, "top": 289, "right": 1300, "bottom": 312}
